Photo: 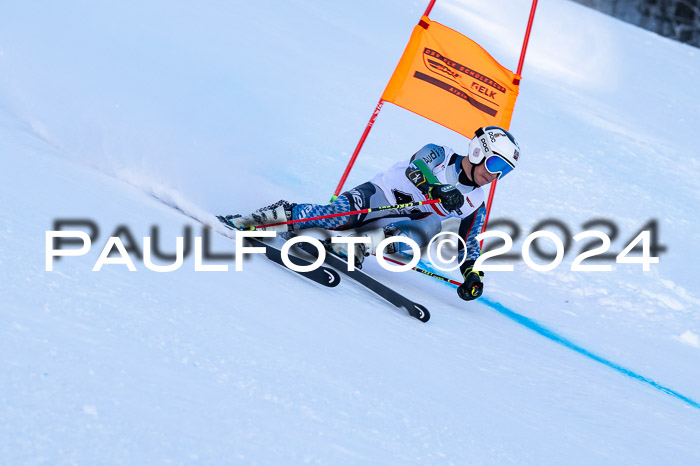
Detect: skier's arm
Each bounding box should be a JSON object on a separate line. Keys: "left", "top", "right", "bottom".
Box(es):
{"left": 404, "top": 144, "right": 446, "bottom": 195}
{"left": 456, "top": 204, "right": 487, "bottom": 301}
{"left": 405, "top": 144, "right": 463, "bottom": 211}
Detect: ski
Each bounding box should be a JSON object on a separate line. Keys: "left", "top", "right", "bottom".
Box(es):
{"left": 216, "top": 216, "right": 340, "bottom": 288}
{"left": 147, "top": 197, "right": 425, "bottom": 316}
{"left": 292, "top": 239, "right": 431, "bottom": 322}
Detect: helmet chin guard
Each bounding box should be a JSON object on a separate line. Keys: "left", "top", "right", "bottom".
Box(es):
{"left": 467, "top": 126, "right": 521, "bottom": 178}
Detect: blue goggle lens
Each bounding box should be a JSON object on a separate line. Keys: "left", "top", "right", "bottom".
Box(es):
{"left": 484, "top": 154, "right": 514, "bottom": 179}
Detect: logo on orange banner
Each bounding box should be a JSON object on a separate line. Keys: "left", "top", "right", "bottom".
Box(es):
{"left": 381, "top": 17, "right": 520, "bottom": 137}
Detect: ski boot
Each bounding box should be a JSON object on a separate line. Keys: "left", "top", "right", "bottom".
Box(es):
{"left": 222, "top": 200, "right": 296, "bottom": 232}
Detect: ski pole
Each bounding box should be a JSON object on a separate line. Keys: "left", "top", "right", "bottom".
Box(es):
{"left": 380, "top": 256, "right": 462, "bottom": 286}
{"left": 380, "top": 256, "right": 481, "bottom": 297}
{"left": 248, "top": 199, "right": 442, "bottom": 230}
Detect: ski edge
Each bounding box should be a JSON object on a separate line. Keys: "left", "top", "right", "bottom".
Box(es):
{"left": 292, "top": 240, "right": 430, "bottom": 322}
{"left": 216, "top": 215, "right": 341, "bottom": 288}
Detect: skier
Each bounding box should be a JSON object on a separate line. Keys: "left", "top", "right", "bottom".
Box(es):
{"left": 225, "top": 126, "right": 521, "bottom": 302}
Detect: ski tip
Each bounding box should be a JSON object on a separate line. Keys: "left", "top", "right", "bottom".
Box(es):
{"left": 324, "top": 269, "right": 341, "bottom": 287}
{"left": 411, "top": 304, "right": 430, "bottom": 322}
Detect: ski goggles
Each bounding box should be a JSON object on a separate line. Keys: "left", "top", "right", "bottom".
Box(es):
{"left": 484, "top": 153, "right": 515, "bottom": 180}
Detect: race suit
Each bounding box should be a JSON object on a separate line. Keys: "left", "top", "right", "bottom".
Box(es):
{"left": 291, "top": 144, "right": 486, "bottom": 275}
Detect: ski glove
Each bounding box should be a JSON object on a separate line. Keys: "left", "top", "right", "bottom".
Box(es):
{"left": 428, "top": 183, "right": 464, "bottom": 212}
{"left": 457, "top": 265, "right": 484, "bottom": 301}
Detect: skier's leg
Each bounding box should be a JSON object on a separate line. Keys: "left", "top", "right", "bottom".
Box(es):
{"left": 381, "top": 214, "right": 442, "bottom": 253}
{"left": 326, "top": 213, "right": 441, "bottom": 265}
{"left": 290, "top": 195, "right": 352, "bottom": 230}
{"left": 227, "top": 182, "right": 392, "bottom": 232}
{"left": 295, "top": 182, "right": 401, "bottom": 266}
{"left": 321, "top": 184, "right": 445, "bottom": 264}
{"left": 292, "top": 182, "right": 392, "bottom": 230}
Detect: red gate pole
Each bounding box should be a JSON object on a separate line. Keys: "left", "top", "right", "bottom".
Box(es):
{"left": 515, "top": 0, "right": 539, "bottom": 78}
{"left": 331, "top": 0, "right": 438, "bottom": 201}
{"left": 331, "top": 99, "right": 384, "bottom": 200}
{"left": 423, "top": 0, "right": 437, "bottom": 16}
{"left": 481, "top": 0, "right": 538, "bottom": 239}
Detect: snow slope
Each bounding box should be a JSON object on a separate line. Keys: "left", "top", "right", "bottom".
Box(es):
{"left": 1, "top": 0, "right": 700, "bottom": 464}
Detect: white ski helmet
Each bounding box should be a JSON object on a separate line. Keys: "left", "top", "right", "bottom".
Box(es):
{"left": 467, "top": 126, "right": 521, "bottom": 179}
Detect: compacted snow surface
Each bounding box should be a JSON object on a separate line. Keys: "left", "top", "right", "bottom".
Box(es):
{"left": 1, "top": 0, "right": 699, "bottom": 464}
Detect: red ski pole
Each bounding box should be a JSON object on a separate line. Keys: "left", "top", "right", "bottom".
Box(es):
{"left": 244, "top": 199, "right": 441, "bottom": 231}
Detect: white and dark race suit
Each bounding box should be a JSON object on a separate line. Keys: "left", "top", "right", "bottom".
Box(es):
{"left": 291, "top": 144, "right": 487, "bottom": 275}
